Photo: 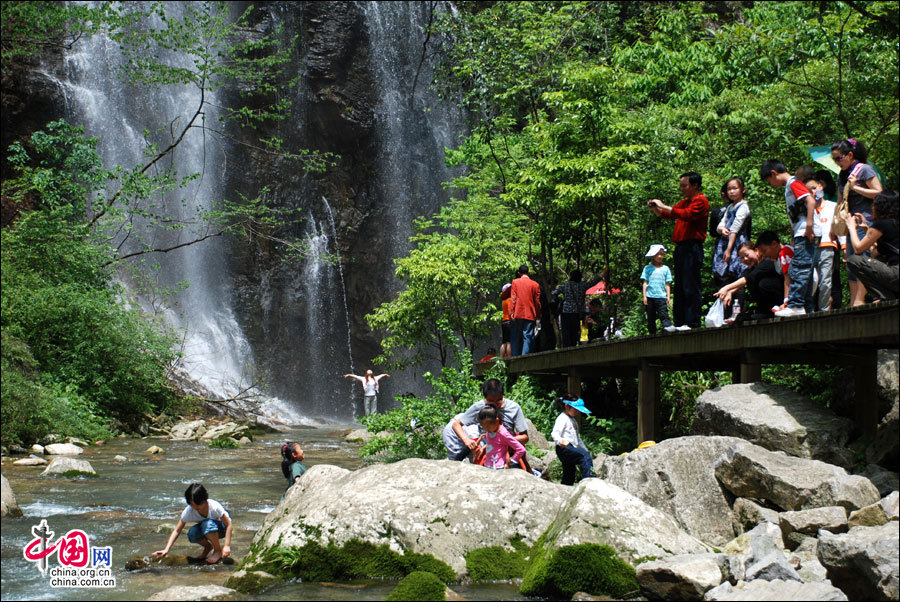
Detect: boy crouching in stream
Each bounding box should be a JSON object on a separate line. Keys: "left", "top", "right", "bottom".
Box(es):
{"left": 153, "top": 483, "right": 232, "bottom": 564}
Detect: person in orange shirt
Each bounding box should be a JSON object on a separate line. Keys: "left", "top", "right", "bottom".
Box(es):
{"left": 509, "top": 264, "right": 542, "bottom": 356}
{"left": 499, "top": 283, "right": 512, "bottom": 358}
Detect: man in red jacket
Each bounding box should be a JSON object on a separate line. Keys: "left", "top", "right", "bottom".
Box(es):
{"left": 648, "top": 172, "right": 709, "bottom": 330}
{"left": 509, "top": 264, "right": 542, "bottom": 355}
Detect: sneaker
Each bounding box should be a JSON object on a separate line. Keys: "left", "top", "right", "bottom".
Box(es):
{"left": 774, "top": 306, "right": 806, "bottom": 317}
{"left": 675, "top": 325, "right": 692, "bottom": 331}
{"left": 663, "top": 325, "right": 678, "bottom": 333}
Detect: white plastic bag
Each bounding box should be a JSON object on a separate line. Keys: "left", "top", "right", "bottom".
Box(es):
{"left": 705, "top": 299, "right": 725, "bottom": 328}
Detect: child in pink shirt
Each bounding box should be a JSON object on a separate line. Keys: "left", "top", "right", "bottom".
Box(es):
{"left": 478, "top": 405, "right": 526, "bottom": 469}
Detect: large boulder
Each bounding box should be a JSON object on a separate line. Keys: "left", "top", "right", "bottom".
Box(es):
{"left": 200, "top": 422, "right": 247, "bottom": 441}
{"left": 43, "top": 443, "right": 84, "bottom": 455}
{"left": 714, "top": 441, "right": 880, "bottom": 512}
{"left": 13, "top": 455, "right": 48, "bottom": 466}
{"left": 693, "top": 383, "right": 852, "bottom": 465}
{"left": 244, "top": 459, "right": 569, "bottom": 576}
{"left": 636, "top": 554, "right": 726, "bottom": 600}
{"left": 2, "top": 474, "right": 23, "bottom": 518}
{"left": 704, "top": 579, "right": 848, "bottom": 601}
{"left": 594, "top": 436, "right": 743, "bottom": 546}
{"left": 41, "top": 457, "right": 96, "bottom": 477}
{"left": 537, "top": 478, "right": 712, "bottom": 565}
{"left": 817, "top": 522, "right": 899, "bottom": 601}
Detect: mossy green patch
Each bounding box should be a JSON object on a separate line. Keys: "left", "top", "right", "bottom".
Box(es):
{"left": 60, "top": 470, "right": 97, "bottom": 478}
{"left": 465, "top": 546, "right": 527, "bottom": 581}
{"left": 208, "top": 437, "right": 239, "bottom": 448}
{"left": 224, "top": 570, "right": 279, "bottom": 594}
{"left": 385, "top": 571, "right": 446, "bottom": 601}
{"left": 520, "top": 543, "right": 638, "bottom": 599}
{"left": 259, "top": 539, "right": 454, "bottom": 584}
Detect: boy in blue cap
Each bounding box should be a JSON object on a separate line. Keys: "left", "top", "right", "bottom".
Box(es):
{"left": 551, "top": 395, "right": 597, "bottom": 486}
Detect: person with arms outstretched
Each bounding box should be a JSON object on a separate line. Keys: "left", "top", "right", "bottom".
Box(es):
{"left": 344, "top": 370, "right": 390, "bottom": 415}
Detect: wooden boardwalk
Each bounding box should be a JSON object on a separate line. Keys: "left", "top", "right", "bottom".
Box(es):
{"left": 477, "top": 300, "right": 900, "bottom": 443}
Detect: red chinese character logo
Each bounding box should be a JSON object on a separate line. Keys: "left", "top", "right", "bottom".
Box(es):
{"left": 57, "top": 530, "right": 90, "bottom": 568}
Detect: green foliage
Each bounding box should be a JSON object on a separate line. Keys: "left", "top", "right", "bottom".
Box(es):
{"left": 660, "top": 371, "right": 730, "bottom": 438}
{"left": 209, "top": 438, "right": 239, "bottom": 449}
{"left": 465, "top": 546, "right": 527, "bottom": 581}
{"left": 508, "top": 375, "right": 558, "bottom": 437}
{"left": 386, "top": 571, "right": 447, "bottom": 602}
{"left": 762, "top": 364, "right": 849, "bottom": 408}
{"left": 261, "top": 539, "right": 454, "bottom": 585}
{"left": 359, "top": 349, "right": 486, "bottom": 463}
{"left": 520, "top": 543, "right": 638, "bottom": 599}
{"left": 582, "top": 416, "right": 636, "bottom": 456}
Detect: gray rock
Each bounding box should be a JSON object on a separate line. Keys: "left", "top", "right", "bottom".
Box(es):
{"left": 8, "top": 444, "right": 29, "bottom": 455}
{"left": 593, "top": 436, "right": 743, "bottom": 545}
{"left": 862, "top": 465, "right": 900, "bottom": 497}
{"left": 817, "top": 522, "right": 899, "bottom": 600}
{"left": 43, "top": 443, "right": 84, "bottom": 455}
{"left": 41, "top": 457, "right": 96, "bottom": 477}
{"left": 145, "top": 446, "right": 164, "bottom": 454}
{"left": 704, "top": 579, "right": 848, "bottom": 601}
{"left": 244, "top": 459, "right": 570, "bottom": 576}
{"left": 747, "top": 522, "right": 785, "bottom": 563}
{"left": 745, "top": 552, "right": 801, "bottom": 582}
{"left": 13, "top": 455, "right": 48, "bottom": 466}
{"left": 789, "top": 540, "right": 828, "bottom": 583}
{"left": 881, "top": 490, "right": 899, "bottom": 520}
{"left": 200, "top": 422, "right": 247, "bottom": 441}
{"left": 848, "top": 501, "right": 889, "bottom": 528}
{"left": 779, "top": 506, "right": 848, "bottom": 537}
{"left": 693, "top": 383, "right": 852, "bottom": 465}
{"left": 113, "top": 455, "right": 127, "bottom": 462}
{"left": 2, "top": 474, "right": 23, "bottom": 518}
{"left": 732, "top": 498, "right": 779, "bottom": 535}
{"left": 868, "top": 398, "right": 899, "bottom": 469}
{"left": 783, "top": 531, "right": 815, "bottom": 552}
{"left": 40, "top": 434, "right": 62, "bottom": 445}
{"left": 146, "top": 585, "right": 237, "bottom": 601}
{"left": 636, "top": 553, "right": 725, "bottom": 600}
{"left": 170, "top": 419, "right": 207, "bottom": 441}
{"left": 343, "top": 428, "right": 372, "bottom": 443}
{"left": 541, "top": 478, "right": 713, "bottom": 566}
{"left": 715, "top": 441, "right": 881, "bottom": 511}
{"left": 31, "top": 444, "right": 45, "bottom": 455}
{"left": 238, "top": 437, "right": 251, "bottom": 446}
{"left": 525, "top": 418, "right": 551, "bottom": 451}
{"left": 65, "top": 437, "right": 90, "bottom": 447}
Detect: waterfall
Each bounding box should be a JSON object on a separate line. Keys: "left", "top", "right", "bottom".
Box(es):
{"left": 45, "top": 1, "right": 468, "bottom": 424}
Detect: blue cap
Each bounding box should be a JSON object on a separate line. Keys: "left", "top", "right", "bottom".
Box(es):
{"left": 563, "top": 397, "right": 591, "bottom": 415}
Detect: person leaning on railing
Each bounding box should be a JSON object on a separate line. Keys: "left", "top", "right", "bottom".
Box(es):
{"left": 843, "top": 191, "right": 899, "bottom": 302}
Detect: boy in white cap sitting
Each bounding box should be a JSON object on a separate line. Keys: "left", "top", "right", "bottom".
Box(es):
{"left": 552, "top": 395, "right": 597, "bottom": 486}
{"left": 641, "top": 244, "right": 678, "bottom": 333}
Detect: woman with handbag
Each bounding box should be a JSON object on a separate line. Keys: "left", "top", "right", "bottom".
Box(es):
{"left": 831, "top": 139, "right": 883, "bottom": 306}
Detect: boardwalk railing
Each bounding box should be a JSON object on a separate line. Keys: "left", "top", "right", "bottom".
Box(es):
{"left": 477, "top": 300, "right": 900, "bottom": 443}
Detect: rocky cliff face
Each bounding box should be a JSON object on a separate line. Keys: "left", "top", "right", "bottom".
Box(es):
{"left": 2, "top": 1, "right": 466, "bottom": 420}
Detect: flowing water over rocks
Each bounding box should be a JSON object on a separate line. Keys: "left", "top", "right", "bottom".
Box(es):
{"left": 2, "top": 428, "right": 523, "bottom": 600}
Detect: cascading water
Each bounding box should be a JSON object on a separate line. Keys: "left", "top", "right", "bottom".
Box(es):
{"left": 322, "top": 197, "right": 357, "bottom": 405}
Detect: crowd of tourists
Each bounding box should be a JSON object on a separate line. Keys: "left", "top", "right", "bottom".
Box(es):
{"left": 492, "top": 139, "right": 898, "bottom": 357}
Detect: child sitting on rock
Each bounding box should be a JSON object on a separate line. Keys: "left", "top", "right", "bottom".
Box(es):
{"left": 153, "top": 483, "right": 232, "bottom": 564}
{"left": 281, "top": 441, "right": 307, "bottom": 488}
{"left": 477, "top": 405, "right": 526, "bottom": 470}
{"left": 552, "top": 395, "right": 596, "bottom": 486}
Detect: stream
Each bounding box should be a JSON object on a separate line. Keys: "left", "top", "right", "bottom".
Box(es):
{"left": 1, "top": 427, "right": 523, "bottom": 601}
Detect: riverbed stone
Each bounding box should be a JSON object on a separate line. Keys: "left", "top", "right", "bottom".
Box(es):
{"left": 693, "top": 383, "right": 853, "bottom": 466}
{"left": 200, "top": 422, "right": 247, "bottom": 441}
{"left": 223, "top": 570, "right": 278, "bottom": 594}
{"left": 41, "top": 457, "right": 96, "bottom": 477}
{"left": 245, "top": 459, "right": 570, "bottom": 576}
{"left": 170, "top": 419, "right": 207, "bottom": 441}
{"left": 146, "top": 584, "right": 237, "bottom": 601}
{"left": 43, "top": 443, "right": 84, "bottom": 455}
{"left": 8, "top": 444, "right": 28, "bottom": 455}
{"left": 636, "top": 553, "right": 725, "bottom": 600}
{"left": 779, "top": 506, "right": 847, "bottom": 538}
{"left": 817, "top": 522, "right": 900, "bottom": 600}
{"left": 704, "top": 579, "right": 848, "bottom": 601}
{"left": 113, "top": 455, "right": 128, "bottom": 462}
{"left": 714, "top": 441, "right": 881, "bottom": 511}
{"left": 593, "top": 436, "right": 742, "bottom": 546}
{"left": 145, "top": 445, "right": 164, "bottom": 454}
{"left": 13, "top": 455, "right": 48, "bottom": 466}
{"left": 1, "top": 474, "right": 23, "bottom": 518}
{"left": 344, "top": 428, "right": 372, "bottom": 443}
{"left": 31, "top": 444, "right": 44, "bottom": 454}
{"left": 538, "top": 478, "right": 712, "bottom": 565}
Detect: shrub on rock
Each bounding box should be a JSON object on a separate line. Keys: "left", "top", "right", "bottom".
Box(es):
{"left": 385, "top": 571, "right": 447, "bottom": 601}
{"left": 520, "top": 543, "right": 638, "bottom": 599}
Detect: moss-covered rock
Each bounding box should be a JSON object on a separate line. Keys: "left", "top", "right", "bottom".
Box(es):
{"left": 258, "top": 539, "right": 455, "bottom": 584}
{"left": 385, "top": 571, "right": 446, "bottom": 601}
{"left": 224, "top": 569, "right": 279, "bottom": 594}
{"left": 520, "top": 543, "right": 638, "bottom": 599}
{"left": 465, "top": 545, "right": 527, "bottom": 581}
